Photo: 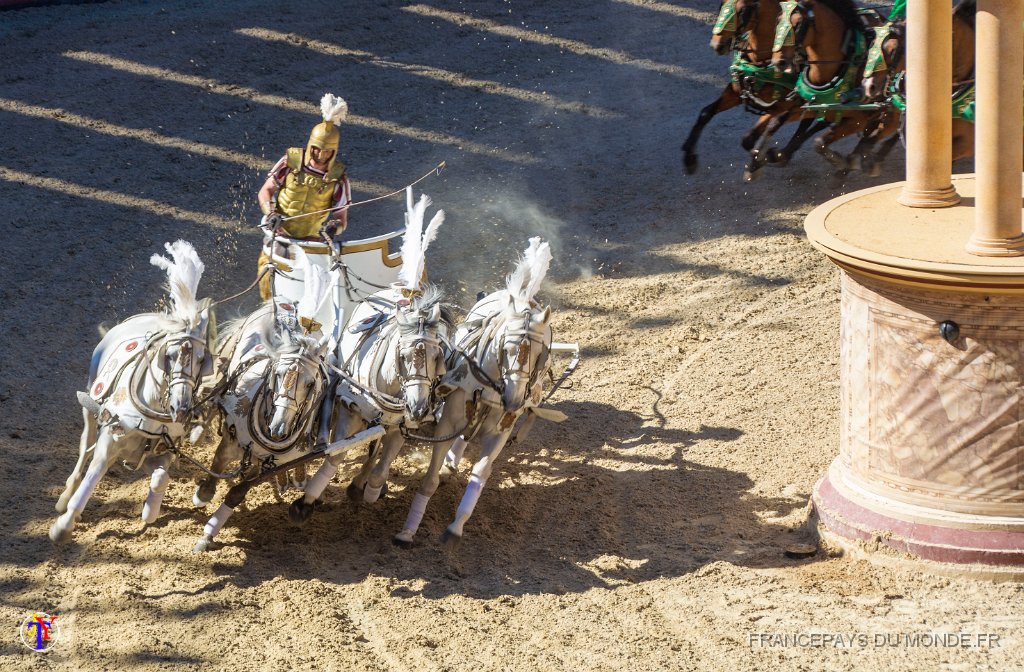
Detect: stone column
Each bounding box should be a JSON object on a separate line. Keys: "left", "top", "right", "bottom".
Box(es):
{"left": 898, "top": 0, "right": 960, "bottom": 208}
{"left": 966, "top": 0, "right": 1024, "bottom": 256}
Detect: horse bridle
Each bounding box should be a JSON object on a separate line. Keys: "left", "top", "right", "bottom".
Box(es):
{"left": 773, "top": 0, "right": 814, "bottom": 67}
{"left": 249, "top": 347, "right": 328, "bottom": 452}
{"left": 714, "top": 0, "right": 763, "bottom": 49}
{"left": 268, "top": 349, "right": 327, "bottom": 417}
{"left": 865, "top": 22, "right": 904, "bottom": 75}
{"left": 156, "top": 332, "right": 207, "bottom": 412}
{"left": 395, "top": 311, "right": 446, "bottom": 408}
{"left": 498, "top": 309, "right": 549, "bottom": 404}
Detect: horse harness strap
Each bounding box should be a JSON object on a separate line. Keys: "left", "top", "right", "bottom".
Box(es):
{"left": 730, "top": 52, "right": 799, "bottom": 113}
{"left": 795, "top": 29, "right": 868, "bottom": 116}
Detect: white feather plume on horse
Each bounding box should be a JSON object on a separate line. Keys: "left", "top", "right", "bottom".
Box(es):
{"left": 397, "top": 187, "right": 445, "bottom": 290}
{"left": 149, "top": 240, "right": 205, "bottom": 327}
{"left": 506, "top": 237, "right": 552, "bottom": 307}
{"left": 320, "top": 93, "right": 348, "bottom": 125}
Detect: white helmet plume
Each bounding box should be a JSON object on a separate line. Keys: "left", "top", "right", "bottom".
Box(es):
{"left": 150, "top": 240, "right": 205, "bottom": 326}
{"left": 506, "top": 237, "right": 552, "bottom": 306}
{"left": 293, "top": 248, "right": 331, "bottom": 330}
{"left": 397, "top": 187, "right": 445, "bottom": 290}
{"left": 320, "top": 93, "right": 348, "bottom": 126}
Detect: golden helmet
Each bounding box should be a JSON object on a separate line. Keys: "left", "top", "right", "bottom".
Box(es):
{"left": 306, "top": 93, "right": 348, "bottom": 172}
{"left": 306, "top": 121, "right": 340, "bottom": 171}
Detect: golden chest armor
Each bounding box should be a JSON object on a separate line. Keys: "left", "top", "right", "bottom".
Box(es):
{"left": 275, "top": 147, "right": 346, "bottom": 239}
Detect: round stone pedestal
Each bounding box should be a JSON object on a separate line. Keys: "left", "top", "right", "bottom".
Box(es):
{"left": 804, "top": 176, "right": 1024, "bottom": 578}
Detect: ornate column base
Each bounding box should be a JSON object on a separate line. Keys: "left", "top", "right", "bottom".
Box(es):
{"left": 897, "top": 184, "right": 961, "bottom": 208}
{"left": 965, "top": 232, "right": 1024, "bottom": 257}
{"left": 812, "top": 462, "right": 1024, "bottom": 580}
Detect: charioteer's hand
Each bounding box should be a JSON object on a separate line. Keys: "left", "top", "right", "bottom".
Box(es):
{"left": 260, "top": 213, "right": 284, "bottom": 230}
{"left": 320, "top": 218, "right": 345, "bottom": 240}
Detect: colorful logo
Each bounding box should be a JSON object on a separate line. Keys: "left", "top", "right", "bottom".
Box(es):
{"left": 20, "top": 612, "right": 60, "bottom": 652}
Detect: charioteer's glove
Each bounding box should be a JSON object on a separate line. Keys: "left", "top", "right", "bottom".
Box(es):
{"left": 260, "top": 213, "right": 283, "bottom": 230}
{"left": 321, "top": 218, "right": 345, "bottom": 239}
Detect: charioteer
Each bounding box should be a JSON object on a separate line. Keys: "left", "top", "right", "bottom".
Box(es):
{"left": 256, "top": 93, "right": 352, "bottom": 300}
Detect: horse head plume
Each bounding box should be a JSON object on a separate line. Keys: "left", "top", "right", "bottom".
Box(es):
{"left": 506, "top": 237, "right": 552, "bottom": 307}
{"left": 149, "top": 240, "right": 205, "bottom": 327}
{"left": 397, "top": 187, "right": 445, "bottom": 290}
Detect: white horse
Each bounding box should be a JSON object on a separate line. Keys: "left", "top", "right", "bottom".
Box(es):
{"left": 193, "top": 250, "right": 333, "bottom": 552}
{"left": 51, "top": 241, "right": 213, "bottom": 543}
{"left": 289, "top": 191, "right": 452, "bottom": 521}
{"left": 393, "top": 238, "right": 558, "bottom": 548}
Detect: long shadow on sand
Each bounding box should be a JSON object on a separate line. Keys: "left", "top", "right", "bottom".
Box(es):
{"left": 183, "top": 398, "right": 820, "bottom": 600}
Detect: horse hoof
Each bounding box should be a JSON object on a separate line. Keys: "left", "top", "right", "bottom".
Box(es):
{"left": 440, "top": 529, "right": 462, "bottom": 550}
{"left": 392, "top": 534, "right": 415, "bottom": 549}
{"left": 764, "top": 148, "right": 789, "bottom": 167}
{"left": 289, "top": 498, "right": 315, "bottom": 524}
{"left": 866, "top": 162, "right": 881, "bottom": 178}
{"left": 682, "top": 153, "right": 698, "bottom": 175}
{"left": 48, "top": 523, "right": 72, "bottom": 544}
{"left": 743, "top": 167, "right": 761, "bottom": 183}
{"left": 346, "top": 482, "right": 362, "bottom": 502}
{"left": 194, "top": 482, "right": 216, "bottom": 507}
{"left": 193, "top": 536, "right": 213, "bottom": 553}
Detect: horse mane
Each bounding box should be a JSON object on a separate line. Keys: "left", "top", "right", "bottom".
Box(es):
{"left": 410, "top": 284, "right": 444, "bottom": 312}
{"left": 259, "top": 318, "right": 317, "bottom": 357}
{"left": 149, "top": 240, "right": 205, "bottom": 328}
{"left": 953, "top": 0, "right": 976, "bottom": 30}
{"left": 815, "top": 0, "right": 866, "bottom": 35}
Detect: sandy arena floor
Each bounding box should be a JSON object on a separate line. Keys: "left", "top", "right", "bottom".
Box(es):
{"left": 0, "top": 1, "right": 1021, "bottom": 670}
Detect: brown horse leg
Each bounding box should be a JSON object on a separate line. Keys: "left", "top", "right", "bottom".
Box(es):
{"left": 851, "top": 110, "right": 901, "bottom": 176}
{"left": 765, "top": 118, "right": 831, "bottom": 167}
{"left": 682, "top": 84, "right": 741, "bottom": 175}
{"left": 815, "top": 115, "right": 869, "bottom": 173}
{"left": 744, "top": 110, "right": 794, "bottom": 181}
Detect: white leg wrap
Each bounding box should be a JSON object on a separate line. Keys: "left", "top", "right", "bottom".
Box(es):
{"left": 304, "top": 461, "right": 339, "bottom": 503}
{"left": 67, "top": 465, "right": 104, "bottom": 514}
{"left": 203, "top": 503, "right": 234, "bottom": 540}
{"left": 363, "top": 483, "right": 383, "bottom": 504}
{"left": 142, "top": 469, "right": 169, "bottom": 523}
{"left": 445, "top": 437, "right": 467, "bottom": 471}
{"left": 451, "top": 475, "right": 484, "bottom": 535}
{"left": 142, "top": 491, "right": 165, "bottom": 524}
{"left": 400, "top": 493, "right": 431, "bottom": 537}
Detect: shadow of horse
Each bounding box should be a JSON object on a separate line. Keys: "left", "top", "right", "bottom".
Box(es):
{"left": 198, "top": 398, "right": 816, "bottom": 599}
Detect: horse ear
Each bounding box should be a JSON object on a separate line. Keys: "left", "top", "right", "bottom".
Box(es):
{"left": 541, "top": 306, "right": 551, "bottom": 323}
{"left": 506, "top": 294, "right": 516, "bottom": 314}
{"left": 429, "top": 303, "right": 440, "bottom": 322}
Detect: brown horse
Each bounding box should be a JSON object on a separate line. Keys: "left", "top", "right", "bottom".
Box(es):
{"left": 863, "top": 1, "right": 977, "bottom": 162}
{"left": 766, "top": 0, "right": 897, "bottom": 173}
{"left": 682, "top": 0, "right": 822, "bottom": 176}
